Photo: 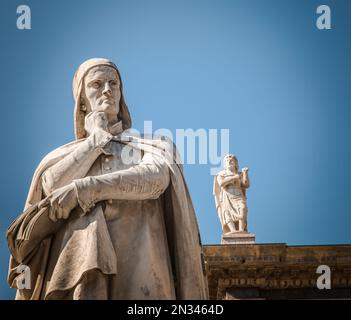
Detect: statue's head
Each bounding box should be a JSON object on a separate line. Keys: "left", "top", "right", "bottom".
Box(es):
{"left": 73, "top": 58, "right": 131, "bottom": 139}
{"left": 223, "top": 154, "right": 238, "bottom": 172}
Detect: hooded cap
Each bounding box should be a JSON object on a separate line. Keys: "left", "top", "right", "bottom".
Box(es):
{"left": 72, "top": 58, "right": 132, "bottom": 139}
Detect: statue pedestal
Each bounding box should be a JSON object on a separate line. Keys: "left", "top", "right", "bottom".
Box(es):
{"left": 221, "top": 231, "right": 256, "bottom": 245}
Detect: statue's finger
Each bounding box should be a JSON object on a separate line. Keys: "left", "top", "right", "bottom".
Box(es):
{"left": 48, "top": 207, "right": 57, "bottom": 222}
{"left": 50, "top": 200, "right": 60, "bottom": 221}
{"left": 38, "top": 198, "right": 49, "bottom": 209}
{"left": 62, "top": 208, "right": 70, "bottom": 220}
{"left": 56, "top": 205, "right": 63, "bottom": 220}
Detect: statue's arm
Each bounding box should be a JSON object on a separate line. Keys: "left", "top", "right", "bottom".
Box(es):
{"left": 217, "top": 175, "right": 233, "bottom": 188}
{"left": 241, "top": 170, "right": 250, "bottom": 188}
{"left": 42, "top": 129, "right": 113, "bottom": 195}
{"left": 72, "top": 153, "right": 170, "bottom": 213}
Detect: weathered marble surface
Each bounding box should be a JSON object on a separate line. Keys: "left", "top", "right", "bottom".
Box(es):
{"left": 7, "top": 58, "right": 209, "bottom": 300}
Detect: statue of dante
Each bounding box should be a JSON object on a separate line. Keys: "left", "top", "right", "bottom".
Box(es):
{"left": 213, "top": 154, "right": 250, "bottom": 235}
{"left": 7, "top": 58, "right": 208, "bottom": 300}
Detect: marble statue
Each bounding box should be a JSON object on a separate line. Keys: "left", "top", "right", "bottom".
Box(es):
{"left": 7, "top": 58, "right": 209, "bottom": 300}
{"left": 213, "top": 154, "right": 250, "bottom": 235}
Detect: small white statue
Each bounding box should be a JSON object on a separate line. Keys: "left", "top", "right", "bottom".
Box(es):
{"left": 213, "top": 154, "right": 250, "bottom": 235}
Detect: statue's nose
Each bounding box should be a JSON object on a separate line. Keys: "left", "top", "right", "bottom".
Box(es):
{"left": 102, "top": 82, "right": 112, "bottom": 96}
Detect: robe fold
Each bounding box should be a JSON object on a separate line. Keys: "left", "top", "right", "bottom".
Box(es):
{"left": 7, "top": 133, "right": 209, "bottom": 300}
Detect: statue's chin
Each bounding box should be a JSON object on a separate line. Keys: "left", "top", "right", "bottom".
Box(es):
{"left": 94, "top": 104, "right": 119, "bottom": 120}
{"left": 101, "top": 101, "right": 116, "bottom": 110}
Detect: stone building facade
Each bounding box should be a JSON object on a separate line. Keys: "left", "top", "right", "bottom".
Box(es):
{"left": 203, "top": 243, "right": 351, "bottom": 299}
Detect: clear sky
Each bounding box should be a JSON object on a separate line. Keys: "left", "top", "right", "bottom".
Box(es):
{"left": 0, "top": 0, "right": 350, "bottom": 299}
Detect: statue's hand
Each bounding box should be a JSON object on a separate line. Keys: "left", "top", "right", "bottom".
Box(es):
{"left": 242, "top": 167, "right": 249, "bottom": 173}
{"left": 84, "top": 111, "right": 109, "bottom": 136}
{"left": 39, "top": 183, "right": 78, "bottom": 222}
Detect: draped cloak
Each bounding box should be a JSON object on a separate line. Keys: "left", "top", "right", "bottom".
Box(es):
{"left": 7, "top": 133, "right": 209, "bottom": 300}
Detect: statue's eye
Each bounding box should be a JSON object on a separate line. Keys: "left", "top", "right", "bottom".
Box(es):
{"left": 110, "top": 80, "right": 119, "bottom": 87}
{"left": 91, "top": 81, "right": 101, "bottom": 89}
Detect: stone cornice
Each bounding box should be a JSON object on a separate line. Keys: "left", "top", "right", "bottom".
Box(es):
{"left": 203, "top": 244, "right": 351, "bottom": 299}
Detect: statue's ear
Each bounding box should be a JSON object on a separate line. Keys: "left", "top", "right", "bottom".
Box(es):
{"left": 74, "top": 84, "right": 91, "bottom": 140}
{"left": 79, "top": 78, "right": 92, "bottom": 114}
{"left": 80, "top": 97, "right": 87, "bottom": 112}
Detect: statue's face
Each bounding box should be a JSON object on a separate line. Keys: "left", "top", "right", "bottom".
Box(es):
{"left": 224, "top": 156, "right": 238, "bottom": 172}
{"left": 83, "top": 65, "right": 121, "bottom": 120}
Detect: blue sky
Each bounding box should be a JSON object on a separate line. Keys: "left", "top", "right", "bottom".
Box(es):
{"left": 0, "top": 0, "right": 350, "bottom": 299}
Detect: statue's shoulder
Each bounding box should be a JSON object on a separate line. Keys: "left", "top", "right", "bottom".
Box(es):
{"left": 216, "top": 170, "right": 227, "bottom": 177}
{"left": 27, "top": 138, "right": 86, "bottom": 193}
{"left": 142, "top": 132, "right": 175, "bottom": 147}
{"left": 123, "top": 130, "right": 179, "bottom": 155}
{"left": 40, "top": 138, "right": 85, "bottom": 166}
